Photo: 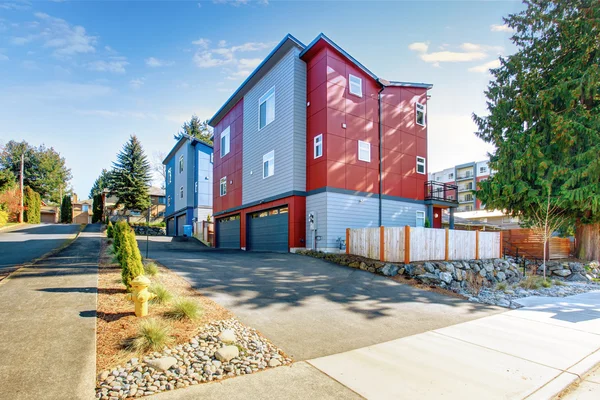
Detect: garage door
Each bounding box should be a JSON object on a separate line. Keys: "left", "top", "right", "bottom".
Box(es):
{"left": 41, "top": 212, "right": 56, "bottom": 223}
{"left": 176, "top": 215, "right": 186, "bottom": 237}
{"left": 247, "top": 206, "right": 289, "bottom": 252}
{"left": 216, "top": 215, "right": 240, "bottom": 249}
{"left": 167, "top": 218, "right": 175, "bottom": 236}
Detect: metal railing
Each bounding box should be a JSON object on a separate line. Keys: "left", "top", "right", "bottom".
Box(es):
{"left": 424, "top": 181, "right": 458, "bottom": 203}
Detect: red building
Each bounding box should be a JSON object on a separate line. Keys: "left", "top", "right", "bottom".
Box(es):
{"left": 209, "top": 33, "right": 457, "bottom": 252}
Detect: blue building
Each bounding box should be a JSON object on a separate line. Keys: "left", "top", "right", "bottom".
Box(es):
{"left": 163, "top": 135, "right": 213, "bottom": 236}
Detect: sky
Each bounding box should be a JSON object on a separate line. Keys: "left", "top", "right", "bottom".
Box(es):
{"left": 0, "top": 0, "right": 524, "bottom": 199}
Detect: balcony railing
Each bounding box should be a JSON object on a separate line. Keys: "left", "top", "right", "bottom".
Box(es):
{"left": 424, "top": 181, "right": 458, "bottom": 203}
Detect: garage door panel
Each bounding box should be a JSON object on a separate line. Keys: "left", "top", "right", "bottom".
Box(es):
{"left": 167, "top": 218, "right": 175, "bottom": 236}
{"left": 176, "top": 215, "right": 186, "bottom": 237}
{"left": 217, "top": 216, "right": 240, "bottom": 249}
{"left": 247, "top": 207, "right": 288, "bottom": 252}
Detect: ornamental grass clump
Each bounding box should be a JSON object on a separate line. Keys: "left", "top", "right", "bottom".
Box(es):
{"left": 149, "top": 282, "right": 172, "bottom": 305}
{"left": 165, "top": 297, "right": 202, "bottom": 321}
{"left": 144, "top": 262, "right": 159, "bottom": 276}
{"left": 125, "top": 318, "right": 172, "bottom": 353}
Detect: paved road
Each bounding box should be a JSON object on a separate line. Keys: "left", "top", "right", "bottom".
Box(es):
{"left": 0, "top": 224, "right": 100, "bottom": 400}
{"left": 0, "top": 224, "right": 81, "bottom": 273}
{"left": 144, "top": 237, "right": 502, "bottom": 361}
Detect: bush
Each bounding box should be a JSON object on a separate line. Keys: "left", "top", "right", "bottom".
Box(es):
{"left": 164, "top": 297, "right": 202, "bottom": 321}
{"left": 0, "top": 210, "right": 7, "bottom": 226}
{"left": 519, "top": 276, "right": 552, "bottom": 290}
{"left": 24, "top": 187, "right": 41, "bottom": 224}
{"left": 120, "top": 229, "right": 145, "bottom": 289}
{"left": 149, "top": 282, "right": 172, "bottom": 305}
{"left": 495, "top": 282, "right": 508, "bottom": 291}
{"left": 106, "top": 221, "right": 114, "bottom": 239}
{"left": 124, "top": 318, "right": 172, "bottom": 353}
{"left": 112, "top": 221, "right": 129, "bottom": 253}
{"left": 144, "top": 262, "right": 159, "bottom": 276}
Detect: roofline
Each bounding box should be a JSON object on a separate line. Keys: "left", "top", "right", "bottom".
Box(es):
{"left": 163, "top": 135, "right": 190, "bottom": 165}
{"left": 208, "top": 34, "right": 305, "bottom": 127}
{"left": 300, "top": 33, "right": 433, "bottom": 90}
{"left": 190, "top": 137, "right": 214, "bottom": 149}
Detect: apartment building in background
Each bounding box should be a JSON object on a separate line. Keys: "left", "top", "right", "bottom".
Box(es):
{"left": 163, "top": 135, "right": 213, "bottom": 236}
{"left": 429, "top": 160, "right": 491, "bottom": 212}
{"left": 209, "top": 33, "right": 458, "bottom": 253}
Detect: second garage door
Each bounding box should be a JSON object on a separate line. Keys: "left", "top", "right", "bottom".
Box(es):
{"left": 167, "top": 217, "right": 175, "bottom": 236}
{"left": 247, "top": 206, "right": 289, "bottom": 252}
{"left": 216, "top": 215, "right": 241, "bottom": 249}
{"left": 176, "top": 215, "right": 186, "bottom": 236}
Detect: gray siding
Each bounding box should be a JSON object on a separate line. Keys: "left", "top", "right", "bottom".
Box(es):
{"left": 242, "top": 47, "right": 306, "bottom": 204}
{"left": 173, "top": 144, "right": 191, "bottom": 212}
{"left": 194, "top": 206, "right": 212, "bottom": 223}
{"left": 306, "top": 192, "right": 426, "bottom": 250}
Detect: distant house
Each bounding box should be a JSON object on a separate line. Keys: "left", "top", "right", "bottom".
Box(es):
{"left": 72, "top": 194, "right": 92, "bottom": 224}
{"left": 102, "top": 186, "right": 166, "bottom": 223}
{"left": 40, "top": 201, "right": 59, "bottom": 224}
{"left": 163, "top": 135, "right": 213, "bottom": 236}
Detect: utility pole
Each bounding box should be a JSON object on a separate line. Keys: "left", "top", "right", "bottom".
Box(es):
{"left": 19, "top": 153, "right": 24, "bottom": 223}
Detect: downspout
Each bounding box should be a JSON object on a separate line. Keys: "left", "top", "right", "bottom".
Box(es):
{"left": 377, "top": 79, "right": 389, "bottom": 227}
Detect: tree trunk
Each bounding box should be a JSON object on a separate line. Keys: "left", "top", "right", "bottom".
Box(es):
{"left": 575, "top": 222, "right": 600, "bottom": 261}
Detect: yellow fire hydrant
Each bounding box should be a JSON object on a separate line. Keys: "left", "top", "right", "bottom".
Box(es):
{"left": 126, "top": 275, "right": 156, "bottom": 317}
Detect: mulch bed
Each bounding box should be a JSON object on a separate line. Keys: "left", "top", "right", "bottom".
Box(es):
{"left": 96, "top": 238, "right": 233, "bottom": 373}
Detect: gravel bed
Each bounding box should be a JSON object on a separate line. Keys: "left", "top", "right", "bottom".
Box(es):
{"left": 96, "top": 319, "right": 292, "bottom": 399}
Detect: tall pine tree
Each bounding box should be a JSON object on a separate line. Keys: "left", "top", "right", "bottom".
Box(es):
{"left": 473, "top": 0, "right": 600, "bottom": 260}
{"left": 60, "top": 195, "right": 72, "bottom": 223}
{"left": 109, "top": 135, "right": 152, "bottom": 211}
{"left": 89, "top": 168, "right": 111, "bottom": 198}
{"left": 174, "top": 115, "right": 213, "bottom": 145}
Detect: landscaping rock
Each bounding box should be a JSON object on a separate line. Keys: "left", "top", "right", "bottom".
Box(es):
{"left": 417, "top": 273, "right": 441, "bottom": 285}
{"left": 215, "top": 346, "right": 239, "bottom": 362}
{"left": 268, "top": 359, "right": 281, "bottom": 367}
{"left": 147, "top": 357, "right": 177, "bottom": 372}
{"left": 381, "top": 264, "right": 400, "bottom": 277}
{"left": 553, "top": 269, "right": 572, "bottom": 277}
{"left": 439, "top": 272, "right": 453, "bottom": 284}
{"left": 218, "top": 329, "right": 236, "bottom": 344}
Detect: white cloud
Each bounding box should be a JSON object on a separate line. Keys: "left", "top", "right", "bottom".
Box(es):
{"left": 238, "top": 57, "right": 261, "bottom": 69}
{"left": 460, "top": 43, "right": 503, "bottom": 53}
{"left": 6, "top": 81, "right": 112, "bottom": 101}
{"left": 218, "top": 40, "right": 227, "bottom": 48}
{"left": 192, "top": 38, "right": 210, "bottom": 48}
{"left": 22, "top": 60, "right": 39, "bottom": 70}
{"left": 213, "top": 0, "right": 249, "bottom": 6}
{"left": 0, "top": 1, "right": 31, "bottom": 11}
{"left": 408, "top": 42, "right": 429, "bottom": 53}
{"left": 193, "top": 41, "right": 272, "bottom": 81}
{"left": 87, "top": 59, "right": 128, "bottom": 73}
{"left": 76, "top": 109, "right": 155, "bottom": 119}
{"left": 34, "top": 12, "right": 96, "bottom": 57}
{"left": 145, "top": 57, "right": 174, "bottom": 67}
{"left": 420, "top": 50, "right": 487, "bottom": 63}
{"left": 0, "top": 53, "right": 8, "bottom": 61}
{"left": 490, "top": 24, "right": 514, "bottom": 33}
{"left": 10, "top": 35, "right": 36, "bottom": 45}
{"left": 468, "top": 59, "right": 501, "bottom": 73}
{"left": 129, "top": 78, "right": 145, "bottom": 89}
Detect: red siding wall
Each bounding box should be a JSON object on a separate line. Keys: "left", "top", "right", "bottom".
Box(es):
{"left": 304, "top": 42, "right": 427, "bottom": 201}
{"left": 216, "top": 195, "right": 306, "bottom": 250}
{"left": 213, "top": 99, "right": 243, "bottom": 214}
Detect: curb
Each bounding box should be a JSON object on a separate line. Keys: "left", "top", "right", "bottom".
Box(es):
{"left": 0, "top": 224, "right": 86, "bottom": 286}
{"left": 0, "top": 223, "right": 27, "bottom": 233}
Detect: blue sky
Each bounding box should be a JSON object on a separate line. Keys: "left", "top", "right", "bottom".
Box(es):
{"left": 0, "top": 0, "right": 523, "bottom": 199}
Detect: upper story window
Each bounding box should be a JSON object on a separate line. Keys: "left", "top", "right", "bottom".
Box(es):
{"left": 263, "top": 150, "right": 275, "bottom": 179}
{"left": 158, "top": 196, "right": 166, "bottom": 204}
{"left": 358, "top": 140, "right": 370, "bottom": 162}
{"left": 349, "top": 74, "right": 362, "bottom": 97}
{"left": 220, "top": 177, "right": 227, "bottom": 197}
{"left": 314, "top": 134, "right": 323, "bottom": 159}
{"left": 448, "top": 173, "right": 454, "bottom": 179}
{"left": 416, "top": 211, "right": 425, "bottom": 227}
{"left": 416, "top": 156, "right": 426, "bottom": 174}
{"left": 82, "top": 205, "right": 89, "bottom": 212}
{"left": 179, "top": 186, "right": 184, "bottom": 199}
{"left": 416, "top": 102, "right": 426, "bottom": 126}
{"left": 479, "top": 166, "right": 487, "bottom": 174}
{"left": 179, "top": 155, "right": 184, "bottom": 173}
{"left": 167, "top": 168, "right": 172, "bottom": 184}
{"left": 259, "top": 87, "right": 275, "bottom": 130}
{"left": 220, "top": 126, "right": 230, "bottom": 158}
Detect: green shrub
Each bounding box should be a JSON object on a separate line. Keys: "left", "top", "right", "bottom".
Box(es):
{"left": 24, "top": 187, "right": 41, "bottom": 224}
{"left": 553, "top": 279, "right": 566, "bottom": 286}
{"left": 149, "top": 282, "right": 172, "bottom": 305}
{"left": 106, "top": 221, "right": 114, "bottom": 238}
{"left": 120, "top": 229, "right": 145, "bottom": 289}
{"left": 0, "top": 210, "right": 7, "bottom": 226}
{"left": 495, "top": 282, "right": 508, "bottom": 291}
{"left": 519, "top": 276, "right": 552, "bottom": 290}
{"left": 541, "top": 279, "right": 552, "bottom": 288}
{"left": 112, "top": 221, "right": 129, "bottom": 253}
{"left": 125, "top": 318, "right": 172, "bottom": 352}
{"left": 164, "top": 297, "right": 202, "bottom": 321}
{"left": 144, "top": 262, "right": 159, "bottom": 276}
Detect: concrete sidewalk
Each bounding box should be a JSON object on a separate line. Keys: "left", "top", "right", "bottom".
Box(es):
{"left": 0, "top": 224, "right": 101, "bottom": 400}
{"left": 308, "top": 291, "right": 600, "bottom": 400}
{"left": 562, "top": 362, "right": 600, "bottom": 399}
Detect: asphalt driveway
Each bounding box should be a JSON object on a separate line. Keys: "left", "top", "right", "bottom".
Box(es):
{"left": 145, "top": 237, "right": 503, "bottom": 360}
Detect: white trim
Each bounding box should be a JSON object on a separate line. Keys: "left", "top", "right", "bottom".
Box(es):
{"left": 349, "top": 74, "right": 362, "bottom": 97}
{"left": 314, "top": 134, "right": 323, "bottom": 159}
{"left": 416, "top": 210, "right": 426, "bottom": 227}
{"left": 219, "top": 177, "right": 227, "bottom": 197}
{"left": 416, "top": 102, "right": 426, "bottom": 127}
{"left": 167, "top": 168, "right": 172, "bottom": 184}
{"left": 262, "top": 150, "right": 275, "bottom": 179}
{"left": 358, "top": 140, "right": 371, "bottom": 162}
{"left": 258, "top": 86, "right": 275, "bottom": 130}
{"left": 416, "top": 156, "right": 426, "bottom": 175}
{"left": 220, "top": 126, "right": 230, "bottom": 158}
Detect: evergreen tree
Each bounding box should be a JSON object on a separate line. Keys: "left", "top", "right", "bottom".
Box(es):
{"left": 174, "top": 115, "right": 213, "bottom": 145}
{"left": 108, "top": 135, "right": 152, "bottom": 211}
{"left": 89, "top": 169, "right": 111, "bottom": 198}
{"left": 24, "top": 187, "right": 41, "bottom": 224}
{"left": 92, "top": 193, "right": 103, "bottom": 223}
{"left": 60, "top": 195, "right": 72, "bottom": 223}
{"left": 473, "top": 0, "right": 600, "bottom": 260}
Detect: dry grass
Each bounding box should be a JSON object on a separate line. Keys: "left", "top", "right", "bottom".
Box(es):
{"left": 96, "top": 238, "right": 234, "bottom": 373}
{"left": 165, "top": 297, "right": 202, "bottom": 321}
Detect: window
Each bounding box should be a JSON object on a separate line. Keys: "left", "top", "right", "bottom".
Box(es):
{"left": 416, "top": 156, "right": 426, "bottom": 174}
{"left": 167, "top": 168, "right": 172, "bottom": 184}
{"left": 349, "top": 74, "right": 362, "bottom": 97}
{"left": 314, "top": 134, "right": 323, "bottom": 159}
{"left": 82, "top": 205, "right": 89, "bottom": 212}
{"left": 416, "top": 211, "right": 425, "bottom": 227}
{"left": 448, "top": 173, "right": 454, "bottom": 179}
{"left": 167, "top": 196, "right": 171, "bottom": 206}
{"left": 220, "top": 177, "right": 227, "bottom": 197}
{"left": 220, "top": 126, "right": 230, "bottom": 158}
{"left": 479, "top": 166, "right": 487, "bottom": 174}
{"left": 263, "top": 150, "right": 274, "bottom": 178}
{"left": 158, "top": 196, "right": 166, "bottom": 205}
{"left": 416, "top": 102, "right": 426, "bottom": 126}
{"left": 179, "top": 155, "right": 184, "bottom": 173}
{"left": 464, "top": 194, "right": 473, "bottom": 201}
{"left": 358, "top": 140, "right": 371, "bottom": 162}
{"left": 194, "top": 181, "right": 198, "bottom": 193}
{"left": 435, "top": 176, "right": 441, "bottom": 181}
{"left": 259, "top": 87, "right": 275, "bottom": 129}
{"left": 179, "top": 186, "right": 184, "bottom": 199}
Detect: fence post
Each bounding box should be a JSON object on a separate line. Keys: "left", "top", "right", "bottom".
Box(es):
{"left": 379, "top": 226, "right": 385, "bottom": 261}
{"left": 404, "top": 225, "right": 410, "bottom": 264}
{"left": 345, "top": 228, "right": 350, "bottom": 255}
{"left": 445, "top": 228, "right": 449, "bottom": 261}
{"left": 475, "top": 230, "right": 480, "bottom": 259}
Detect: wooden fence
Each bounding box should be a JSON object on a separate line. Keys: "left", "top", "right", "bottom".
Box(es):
{"left": 503, "top": 229, "right": 571, "bottom": 260}
{"left": 346, "top": 226, "right": 501, "bottom": 263}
